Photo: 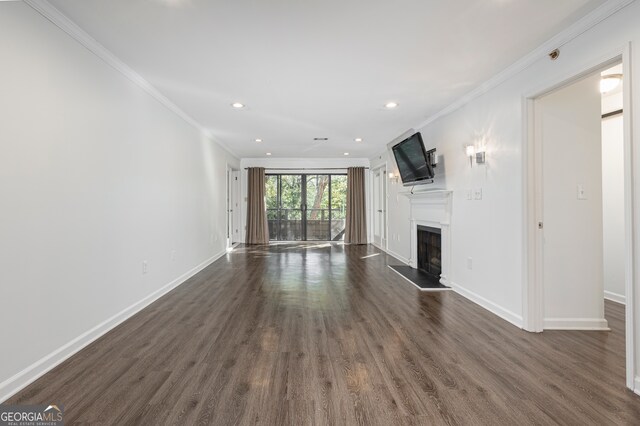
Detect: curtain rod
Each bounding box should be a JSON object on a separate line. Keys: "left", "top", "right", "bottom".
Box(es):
{"left": 243, "top": 167, "right": 370, "bottom": 170}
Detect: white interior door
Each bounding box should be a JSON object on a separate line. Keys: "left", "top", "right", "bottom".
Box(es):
{"left": 227, "top": 167, "right": 233, "bottom": 248}
{"left": 380, "top": 168, "right": 387, "bottom": 247}
{"left": 231, "top": 170, "right": 241, "bottom": 244}
{"left": 535, "top": 73, "right": 607, "bottom": 330}
{"left": 373, "top": 170, "right": 381, "bottom": 246}
{"left": 372, "top": 168, "right": 386, "bottom": 248}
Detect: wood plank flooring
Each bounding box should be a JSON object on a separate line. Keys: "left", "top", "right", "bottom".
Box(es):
{"left": 6, "top": 243, "right": 640, "bottom": 424}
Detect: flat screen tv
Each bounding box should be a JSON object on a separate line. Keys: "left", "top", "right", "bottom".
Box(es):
{"left": 391, "top": 132, "right": 434, "bottom": 185}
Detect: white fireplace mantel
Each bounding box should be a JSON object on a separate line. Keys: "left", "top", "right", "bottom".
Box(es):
{"left": 401, "top": 189, "right": 453, "bottom": 285}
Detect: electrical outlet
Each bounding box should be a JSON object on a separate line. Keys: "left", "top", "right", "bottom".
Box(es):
{"left": 142, "top": 261, "right": 148, "bottom": 274}
{"left": 467, "top": 257, "right": 473, "bottom": 270}
{"left": 474, "top": 188, "right": 482, "bottom": 200}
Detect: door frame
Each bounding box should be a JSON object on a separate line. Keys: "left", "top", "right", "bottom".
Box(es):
{"left": 522, "top": 43, "right": 635, "bottom": 390}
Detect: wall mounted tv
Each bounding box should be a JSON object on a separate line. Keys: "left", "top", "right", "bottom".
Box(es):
{"left": 391, "top": 132, "right": 435, "bottom": 186}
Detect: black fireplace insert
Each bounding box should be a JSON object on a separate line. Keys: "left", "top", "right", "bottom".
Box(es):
{"left": 417, "top": 225, "right": 441, "bottom": 280}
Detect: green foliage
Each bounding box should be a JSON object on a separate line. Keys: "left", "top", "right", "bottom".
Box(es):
{"left": 265, "top": 176, "right": 278, "bottom": 210}
{"left": 330, "top": 175, "right": 347, "bottom": 219}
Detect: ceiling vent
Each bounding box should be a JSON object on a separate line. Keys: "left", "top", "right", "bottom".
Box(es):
{"left": 313, "top": 137, "right": 329, "bottom": 141}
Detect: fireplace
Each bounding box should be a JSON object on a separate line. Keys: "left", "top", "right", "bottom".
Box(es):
{"left": 417, "top": 225, "right": 441, "bottom": 279}
{"left": 406, "top": 191, "right": 451, "bottom": 286}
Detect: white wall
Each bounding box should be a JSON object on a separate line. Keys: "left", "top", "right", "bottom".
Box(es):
{"left": 537, "top": 74, "right": 606, "bottom": 329}
{"left": 239, "top": 157, "right": 370, "bottom": 242}
{"left": 371, "top": 0, "right": 640, "bottom": 390}
{"left": 0, "top": 2, "right": 238, "bottom": 400}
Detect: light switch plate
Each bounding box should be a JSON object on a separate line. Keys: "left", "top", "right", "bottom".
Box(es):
{"left": 474, "top": 188, "right": 483, "bottom": 200}
{"left": 577, "top": 184, "right": 587, "bottom": 200}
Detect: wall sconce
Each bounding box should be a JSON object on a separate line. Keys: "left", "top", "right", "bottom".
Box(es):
{"left": 466, "top": 145, "right": 475, "bottom": 167}
{"left": 465, "top": 145, "right": 486, "bottom": 167}
{"left": 388, "top": 171, "right": 399, "bottom": 183}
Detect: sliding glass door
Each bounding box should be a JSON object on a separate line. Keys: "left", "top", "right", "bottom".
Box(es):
{"left": 266, "top": 174, "right": 346, "bottom": 241}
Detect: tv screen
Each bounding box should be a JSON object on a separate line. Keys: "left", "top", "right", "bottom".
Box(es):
{"left": 392, "top": 132, "right": 434, "bottom": 185}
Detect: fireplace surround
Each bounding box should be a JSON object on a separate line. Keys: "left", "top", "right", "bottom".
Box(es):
{"left": 405, "top": 190, "right": 452, "bottom": 286}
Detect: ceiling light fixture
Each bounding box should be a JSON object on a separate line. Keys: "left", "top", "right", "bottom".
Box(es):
{"left": 255, "top": 138, "right": 262, "bottom": 143}
{"left": 266, "top": 152, "right": 272, "bottom": 156}
{"left": 354, "top": 138, "right": 363, "bottom": 142}
{"left": 600, "top": 74, "right": 622, "bottom": 94}
{"left": 384, "top": 102, "right": 398, "bottom": 109}
{"left": 344, "top": 152, "right": 350, "bottom": 156}
{"left": 231, "top": 102, "right": 245, "bottom": 109}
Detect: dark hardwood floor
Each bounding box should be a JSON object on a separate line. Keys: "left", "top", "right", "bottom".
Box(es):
{"left": 7, "top": 243, "right": 640, "bottom": 424}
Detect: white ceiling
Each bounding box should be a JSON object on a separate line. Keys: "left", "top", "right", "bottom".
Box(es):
{"left": 51, "top": 0, "right": 606, "bottom": 158}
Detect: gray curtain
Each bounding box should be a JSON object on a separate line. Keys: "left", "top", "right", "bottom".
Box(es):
{"left": 245, "top": 167, "right": 270, "bottom": 244}
{"left": 345, "top": 167, "right": 367, "bottom": 244}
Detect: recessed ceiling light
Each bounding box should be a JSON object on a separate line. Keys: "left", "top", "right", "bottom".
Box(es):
{"left": 266, "top": 152, "right": 272, "bottom": 156}
{"left": 384, "top": 102, "right": 398, "bottom": 109}
{"left": 255, "top": 138, "right": 262, "bottom": 143}
{"left": 231, "top": 102, "right": 245, "bottom": 109}
{"left": 344, "top": 152, "right": 350, "bottom": 156}
{"left": 354, "top": 138, "right": 363, "bottom": 142}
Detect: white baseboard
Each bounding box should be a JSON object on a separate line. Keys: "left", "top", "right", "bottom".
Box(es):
{"left": 0, "top": 250, "right": 226, "bottom": 403}
{"left": 449, "top": 281, "right": 523, "bottom": 328}
{"left": 543, "top": 317, "right": 610, "bottom": 330}
{"left": 604, "top": 290, "right": 626, "bottom": 305}
{"left": 635, "top": 376, "right": 640, "bottom": 396}
{"left": 385, "top": 249, "right": 410, "bottom": 265}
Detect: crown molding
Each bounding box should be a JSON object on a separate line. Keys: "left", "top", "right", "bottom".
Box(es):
{"left": 23, "top": 0, "right": 238, "bottom": 158}
{"left": 414, "top": 0, "right": 636, "bottom": 130}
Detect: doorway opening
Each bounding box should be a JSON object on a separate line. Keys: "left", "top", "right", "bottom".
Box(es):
{"left": 601, "top": 64, "right": 625, "bottom": 307}
{"left": 265, "top": 174, "right": 347, "bottom": 241}
{"left": 524, "top": 52, "right": 634, "bottom": 391}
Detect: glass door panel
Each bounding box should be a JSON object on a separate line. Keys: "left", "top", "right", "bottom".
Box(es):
{"left": 306, "top": 175, "right": 330, "bottom": 240}
{"left": 330, "top": 175, "right": 347, "bottom": 241}
{"left": 279, "top": 175, "right": 303, "bottom": 241}
{"left": 265, "top": 175, "right": 279, "bottom": 240}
